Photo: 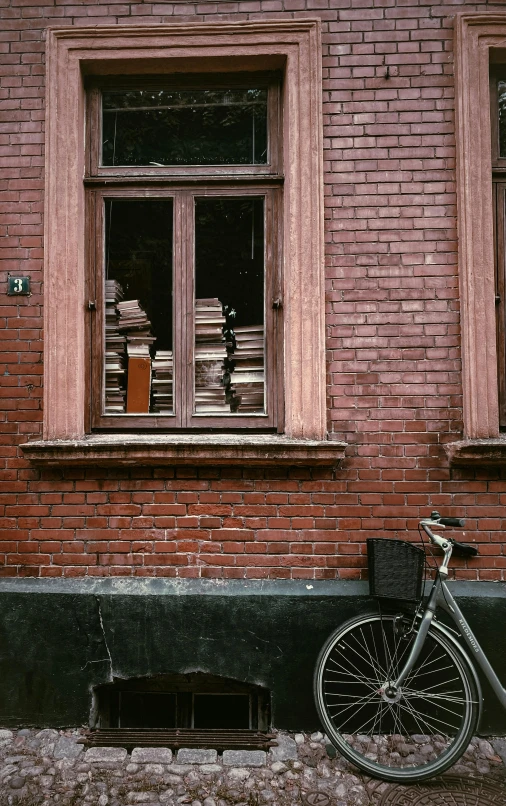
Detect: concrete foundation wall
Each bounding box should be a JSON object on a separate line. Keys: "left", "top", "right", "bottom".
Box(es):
{"left": 1, "top": 579, "right": 505, "bottom": 733}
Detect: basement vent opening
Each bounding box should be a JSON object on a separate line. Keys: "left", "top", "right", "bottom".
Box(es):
{"left": 87, "top": 673, "right": 274, "bottom": 751}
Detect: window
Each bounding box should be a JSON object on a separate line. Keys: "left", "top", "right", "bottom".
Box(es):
{"left": 491, "top": 68, "right": 506, "bottom": 429}
{"left": 450, "top": 15, "right": 504, "bottom": 447}
{"left": 86, "top": 75, "right": 282, "bottom": 430}
{"left": 94, "top": 673, "right": 270, "bottom": 732}
{"left": 444, "top": 14, "right": 506, "bottom": 464}
{"left": 22, "top": 22, "right": 345, "bottom": 467}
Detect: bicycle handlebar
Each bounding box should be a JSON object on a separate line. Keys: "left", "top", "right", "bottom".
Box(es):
{"left": 439, "top": 517, "right": 466, "bottom": 528}
{"left": 425, "top": 511, "right": 478, "bottom": 557}
{"left": 430, "top": 511, "right": 465, "bottom": 528}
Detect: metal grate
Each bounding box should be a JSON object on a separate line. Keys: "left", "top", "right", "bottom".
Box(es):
{"left": 378, "top": 775, "right": 506, "bottom": 806}
{"left": 80, "top": 728, "right": 277, "bottom": 752}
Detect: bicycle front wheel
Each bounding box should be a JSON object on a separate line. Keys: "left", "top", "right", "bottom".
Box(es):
{"left": 314, "top": 612, "right": 480, "bottom": 783}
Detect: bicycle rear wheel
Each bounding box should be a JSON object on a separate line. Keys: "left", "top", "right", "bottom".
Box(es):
{"left": 314, "top": 612, "right": 480, "bottom": 783}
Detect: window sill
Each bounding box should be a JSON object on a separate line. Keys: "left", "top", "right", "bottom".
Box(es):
{"left": 445, "top": 438, "right": 506, "bottom": 466}
{"left": 20, "top": 434, "right": 347, "bottom": 468}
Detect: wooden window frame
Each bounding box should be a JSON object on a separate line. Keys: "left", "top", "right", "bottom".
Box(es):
{"left": 34, "top": 21, "right": 330, "bottom": 457}
{"left": 85, "top": 73, "right": 283, "bottom": 180}
{"left": 493, "top": 182, "right": 506, "bottom": 428}
{"left": 87, "top": 73, "right": 282, "bottom": 432}
{"left": 491, "top": 68, "right": 506, "bottom": 429}
{"left": 452, "top": 14, "right": 506, "bottom": 442}
{"left": 442, "top": 14, "right": 506, "bottom": 465}
{"left": 89, "top": 185, "right": 282, "bottom": 431}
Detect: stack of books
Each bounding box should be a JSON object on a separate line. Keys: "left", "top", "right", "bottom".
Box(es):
{"left": 104, "top": 279, "right": 126, "bottom": 413}
{"left": 151, "top": 351, "right": 174, "bottom": 413}
{"left": 117, "top": 300, "right": 156, "bottom": 357}
{"left": 229, "top": 325, "right": 265, "bottom": 412}
{"left": 194, "top": 298, "right": 228, "bottom": 413}
{"left": 117, "top": 299, "right": 155, "bottom": 413}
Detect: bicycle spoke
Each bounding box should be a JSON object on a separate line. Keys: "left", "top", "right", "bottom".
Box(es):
{"left": 328, "top": 690, "right": 381, "bottom": 722}
{"left": 338, "top": 700, "right": 389, "bottom": 736}
{"left": 369, "top": 700, "right": 387, "bottom": 737}
{"left": 396, "top": 700, "right": 463, "bottom": 733}
{"left": 325, "top": 663, "right": 379, "bottom": 684}
{"left": 404, "top": 678, "right": 461, "bottom": 694}
{"left": 356, "top": 625, "right": 388, "bottom": 681}
{"left": 328, "top": 646, "right": 382, "bottom": 692}
{"left": 404, "top": 646, "right": 447, "bottom": 684}
{"left": 403, "top": 690, "right": 468, "bottom": 704}
{"left": 383, "top": 622, "right": 412, "bottom": 684}
{"left": 330, "top": 703, "right": 380, "bottom": 730}
{"left": 401, "top": 695, "right": 465, "bottom": 721}
{"left": 339, "top": 635, "right": 386, "bottom": 685}
{"left": 398, "top": 695, "right": 435, "bottom": 740}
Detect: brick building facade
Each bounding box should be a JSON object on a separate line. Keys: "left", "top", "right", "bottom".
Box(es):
{"left": 1, "top": 0, "right": 506, "bottom": 730}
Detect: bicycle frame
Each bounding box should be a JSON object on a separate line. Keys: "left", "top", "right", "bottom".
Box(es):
{"left": 392, "top": 524, "right": 506, "bottom": 710}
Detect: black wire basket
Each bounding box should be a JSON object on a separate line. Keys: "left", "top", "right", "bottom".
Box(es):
{"left": 367, "top": 538, "right": 425, "bottom": 602}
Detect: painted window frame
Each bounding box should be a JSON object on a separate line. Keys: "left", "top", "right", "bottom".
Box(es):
{"left": 490, "top": 68, "right": 506, "bottom": 428}
{"left": 86, "top": 72, "right": 282, "bottom": 431}
{"left": 41, "top": 21, "right": 327, "bottom": 446}
{"left": 454, "top": 14, "right": 506, "bottom": 441}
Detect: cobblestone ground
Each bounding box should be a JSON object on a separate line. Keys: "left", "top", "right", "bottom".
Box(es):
{"left": 0, "top": 729, "right": 504, "bottom": 806}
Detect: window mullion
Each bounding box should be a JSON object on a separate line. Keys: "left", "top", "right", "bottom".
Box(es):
{"left": 89, "top": 190, "right": 102, "bottom": 430}
{"left": 176, "top": 191, "right": 195, "bottom": 428}
{"left": 173, "top": 193, "right": 186, "bottom": 428}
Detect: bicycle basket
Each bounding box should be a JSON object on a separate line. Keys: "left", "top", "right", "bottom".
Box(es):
{"left": 367, "top": 538, "right": 425, "bottom": 602}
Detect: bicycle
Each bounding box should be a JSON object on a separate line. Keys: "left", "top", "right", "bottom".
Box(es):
{"left": 313, "top": 511, "right": 506, "bottom": 783}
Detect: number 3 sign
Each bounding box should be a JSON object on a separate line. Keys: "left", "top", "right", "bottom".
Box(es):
{"left": 7, "top": 277, "right": 30, "bottom": 295}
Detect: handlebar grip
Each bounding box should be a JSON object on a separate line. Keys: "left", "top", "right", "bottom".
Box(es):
{"left": 439, "top": 517, "right": 465, "bottom": 528}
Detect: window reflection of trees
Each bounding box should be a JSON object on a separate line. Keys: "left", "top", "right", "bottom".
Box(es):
{"left": 102, "top": 89, "right": 268, "bottom": 166}
{"left": 499, "top": 82, "right": 506, "bottom": 158}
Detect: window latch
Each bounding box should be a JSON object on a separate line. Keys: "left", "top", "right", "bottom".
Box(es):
{"left": 496, "top": 295, "right": 501, "bottom": 305}
{"left": 272, "top": 297, "right": 283, "bottom": 310}
{"left": 88, "top": 300, "right": 97, "bottom": 311}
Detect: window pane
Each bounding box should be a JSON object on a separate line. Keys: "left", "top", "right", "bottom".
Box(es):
{"left": 193, "top": 694, "right": 251, "bottom": 729}
{"left": 194, "top": 197, "right": 265, "bottom": 416}
{"left": 104, "top": 199, "right": 173, "bottom": 415}
{"left": 102, "top": 88, "right": 268, "bottom": 167}
{"left": 119, "top": 692, "right": 177, "bottom": 729}
{"left": 499, "top": 81, "right": 506, "bottom": 157}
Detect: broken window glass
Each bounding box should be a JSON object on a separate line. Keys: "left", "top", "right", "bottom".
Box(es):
{"left": 102, "top": 88, "right": 268, "bottom": 167}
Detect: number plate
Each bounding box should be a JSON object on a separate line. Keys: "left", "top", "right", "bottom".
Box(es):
{"left": 8, "top": 277, "right": 30, "bottom": 295}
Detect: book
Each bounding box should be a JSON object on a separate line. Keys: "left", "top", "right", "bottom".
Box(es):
{"left": 228, "top": 323, "right": 265, "bottom": 413}
{"left": 104, "top": 287, "right": 156, "bottom": 414}
{"left": 126, "top": 356, "right": 151, "bottom": 413}
{"left": 152, "top": 350, "right": 174, "bottom": 413}
{"left": 194, "top": 298, "right": 228, "bottom": 413}
{"left": 104, "top": 279, "right": 127, "bottom": 414}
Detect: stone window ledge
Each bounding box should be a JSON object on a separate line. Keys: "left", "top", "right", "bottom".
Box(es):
{"left": 445, "top": 438, "right": 506, "bottom": 466}
{"left": 20, "top": 434, "right": 347, "bottom": 468}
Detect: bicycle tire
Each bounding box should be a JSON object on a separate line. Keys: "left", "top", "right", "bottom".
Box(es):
{"left": 314, "top": 612, "right": 480, "bottom": 783}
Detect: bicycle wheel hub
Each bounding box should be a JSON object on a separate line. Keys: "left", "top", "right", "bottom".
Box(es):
{"left": 380, "top": 685, "right": 402, "bottom": 704}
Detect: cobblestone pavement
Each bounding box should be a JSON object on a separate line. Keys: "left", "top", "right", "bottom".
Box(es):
{"left": 0, "top": 729, "right": 504, "bottom": 806}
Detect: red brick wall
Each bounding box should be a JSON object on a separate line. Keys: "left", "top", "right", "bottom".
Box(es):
{"left": 1, "top": 0, "right": 505, "bottom": 582}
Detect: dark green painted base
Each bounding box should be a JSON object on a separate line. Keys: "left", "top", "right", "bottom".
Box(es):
{"left": 0, "top": 579, "right": 505, "bottom": 733}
